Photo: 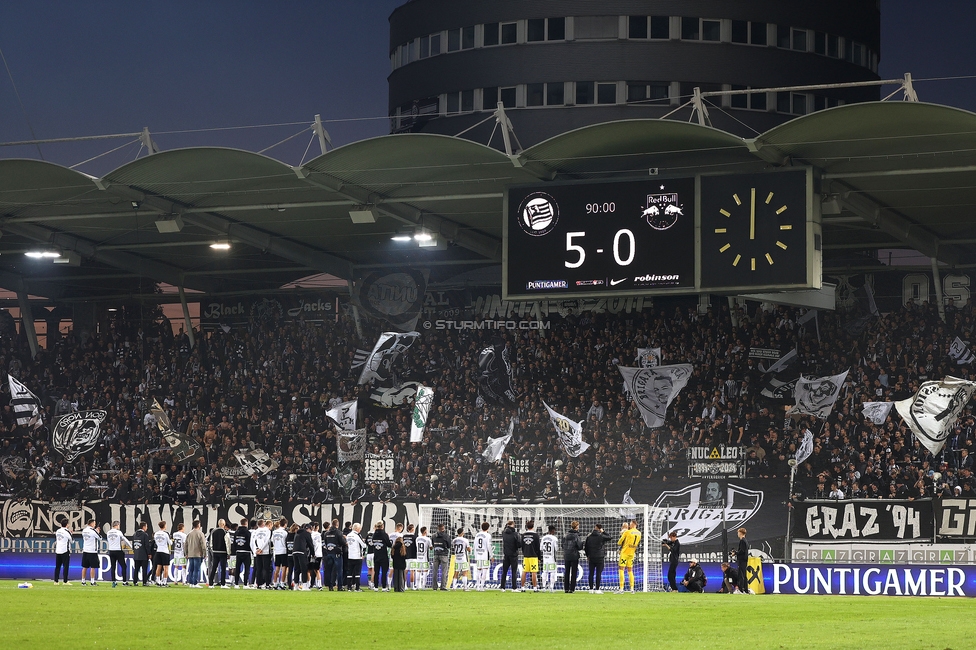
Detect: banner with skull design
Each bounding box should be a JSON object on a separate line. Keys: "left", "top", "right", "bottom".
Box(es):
{"left": 788, "top": 370, "right": 849, "bottom": 420}
{"left": 52, "top": 410, "right": 107, "bottom": 463}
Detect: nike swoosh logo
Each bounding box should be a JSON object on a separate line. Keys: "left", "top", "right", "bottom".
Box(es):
{"left": 610, "top": 278, "right": 626, "bottom": 286}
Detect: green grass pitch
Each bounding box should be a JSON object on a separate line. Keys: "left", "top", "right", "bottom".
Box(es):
{"left": 3, "top": 580, "right": 975, "bottom": 649}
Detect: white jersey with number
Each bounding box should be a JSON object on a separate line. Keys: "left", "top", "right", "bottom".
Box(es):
{"left": 82, "top": 526, "right": 101, "bottom": 553}
{"left": 452, "top": 536, "right": 470, "bottom": 563}
{"left": 311, "top": 531, "right": 323, "bottom": 558}
{"left": 473, "top": 531, "right": 493, "bottom": 561}
{"left": 415, "top": 535, "right": 432, "bottom": 561}
{"left": 154, "top": 530, "right": 172, "bottom": 554}
{"left": 541, "top": 534, "right": 559, "bottom": 564}
{"left": 172, "top": 531, "right": 186, "bottom": 559}
{"left": 55, "top": 527, "right": 72, "bottom": 554}
{"left": 272, "top": 528, "right": 287, "bottom": 555}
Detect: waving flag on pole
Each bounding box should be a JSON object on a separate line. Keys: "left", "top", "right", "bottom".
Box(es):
{"left": 351, "top": 331, "right": 419, "bottom": 385}
{"left": 410, "top": 385, "right": 434, "bottom": 443}
{"left": 795, "top": 429, "right": 814, "bottom": 465}
{"left": 8, "top": 375, "right": 42, "bottom": 430}
{"left": 788, "top": 370, "right": 849, "bottom": 420}
{"left": 483, "top": 420, "right": 514, "bottom": 463}
{"left": 861, "top": 401, "right": 894, "bottom": 425}
{"left": 896, "top": 376, "right": 976, "bottom": 455}
{"left": 543, "top": 402, "right": 590, "bottom": 457}
{"left": 949, "top": 337, "right": 975, "bottom": 365}
{"left": 636, "top": 347, "right": 661, "bottom": 368}
{"left": 326, "top": 400, "right": 359, "bottom": 431}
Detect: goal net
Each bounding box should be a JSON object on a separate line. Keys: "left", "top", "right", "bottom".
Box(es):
{"left": 418, "top": 503, "right": 668, "bottom": 592}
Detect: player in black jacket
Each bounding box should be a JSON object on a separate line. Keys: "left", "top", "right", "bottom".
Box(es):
{"left": 132, "top": 521, "right": 152, "bottom": 586}
{"left": 519, "top": 520, "right": 542, "bottom": 592}
{"left": 561, "top": 521, "right": 584, "bottom": 593}
{"left": 233, "top": 518, "right": 252, "bottom": 588}
{"left": 323, "top": 519, "right": 345, "bottom": 591}
{"left": 291, "top": 524, "right": 314, "bottom": 590}
{"left": 661, "top": 532, "right": 681, "bottom": 592}
{"left": 583, "top": 524, "right": 611, "bottom": 592}
{"left": 500, "top": 521, "right": 519, "bottom": 591}
{"left": 369, "top": 522, "right": 392, "bottom": 591}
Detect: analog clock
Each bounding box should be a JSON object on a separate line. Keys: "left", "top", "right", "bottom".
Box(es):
{"left": 700, "top": 170, "right": 812, "bottom": 290}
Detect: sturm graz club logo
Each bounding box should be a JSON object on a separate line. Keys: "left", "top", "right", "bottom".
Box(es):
{"left": 52, "top": 410, "right": 107, "bottom": 463}
{"left": 642, "top": 187, "right": 683, "bottom": 231}
{"left": 653, "top": 482, "right": 763, "bottom": 544}
{"left": 517, "top": 192, "right": 558, "bottom": 236}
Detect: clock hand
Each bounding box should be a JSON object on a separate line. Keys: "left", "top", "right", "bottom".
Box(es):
{"left": 750, "top": 187, "right": 756, "bottom": 240}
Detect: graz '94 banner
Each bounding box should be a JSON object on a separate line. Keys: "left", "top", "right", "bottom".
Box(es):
{"left": 793, "top": 499, "right": 934, "bottom": 541}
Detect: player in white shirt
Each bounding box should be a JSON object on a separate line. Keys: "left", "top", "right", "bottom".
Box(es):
{"left": 271, "top": 519, "right": 289, "bottom": 589}
{"left": 250, "top": 519, "right": 273, "bottom": 589}
{"left": 450, "top": 528, "right": 471, "bottom": 590}
{"left": 106, "top": 521, "right": 132, "bottom": 587}
{"left": 413, "top": 527, "right": 432, "bottom": 590}
{"left": 172, "top": 523, "right": 187, "bottom": 584}
{"left": 153, "top": 521, "right": 173, "bottom": 586}
{"left": 54, "top": 518, "right": 73, "bottom": 585}
{"left": 541, "top": 525, "right": 560, "bottom": 592}
{"left": 80, "top": 519, "right": 102, "bottom": 586}
{"left": 473, "top": 522, "right": 494, "bottom": 591}
{"left": 345, "top": 523, "right": 368, "bottom": 591}
{"left": 310, "top": 522, "right": 324, "bottom": 590}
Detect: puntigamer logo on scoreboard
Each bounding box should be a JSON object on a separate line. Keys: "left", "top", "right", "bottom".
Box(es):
{"left": 527, "top": 280, "right": 568, "bottom": 291}
{"left": 518, "top": 192, "right": 559, "bottom": 236}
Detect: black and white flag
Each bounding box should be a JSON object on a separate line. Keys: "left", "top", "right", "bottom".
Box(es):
{"left": 618, "top": 364, "right": 693, "bottom": 428}
{"left": 410, "top": 385, "right": 434, "bottom": 443}
{"left": 543, "top": 402, "right": 589, "bottom": 457}
{"left": 896, "top": 376, "right": 976, "bottom": 455}
{"left": 220, "top": 447, "right": 279, "bottom": 478}
{"left": 352, "top": 331, "right": 419, "bottom": 385}
{"left": 949, "top": 337, "right": 975, "bottom": 365}
{"left": 760, "top": 348, "right": 797, "bottom": 375}
{"left": 795, "top": 429, "right": 814, "bottom": 465}
{"left": 636, "top": 347, "right": 661, "bottom": 368}
{"left": 151, "top": 398, "right": 201, "bottom": 463}
{"left": 483, "top": 420, "right": 514, "bottom": 463}
{"left": 326, "top": 400, "right": 358, "bottom": 431}
{"left": 788, "top": 370, "right": 849, "bottom": 420}
{"left": 369, "top": 381, "right": 422, "bottom": 408}
{"left": 8, "top": 375, "right": 42, "bottom": 430}
{"left": 337, "top": 428, "right": 367, "bottom": 463}
{"left": 52, "top": 410, "right": 107, "bottom": 463}
{"left": 477, "top": 343, "right": 519, "bottom": 408}
{"left": 861, "top": 401, "right": 894, "bottom": 425}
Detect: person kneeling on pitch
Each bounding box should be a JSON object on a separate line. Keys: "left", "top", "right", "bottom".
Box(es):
{"left": 718, "top": 562, "right": 740, "bottom": 593}
{"left": 681, "top": 560, "right": 706, "bottom": 593}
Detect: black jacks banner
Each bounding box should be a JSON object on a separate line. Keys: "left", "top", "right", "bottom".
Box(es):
{"left": 199, "top": 293, "right": 338, "bottom": 329}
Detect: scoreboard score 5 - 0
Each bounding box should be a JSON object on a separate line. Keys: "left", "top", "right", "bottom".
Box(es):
{"left": 504, "top": 177, "right": 696, "bottom": 300}
{"left": 503, "top": 169, "right": 819, "bottom": 300}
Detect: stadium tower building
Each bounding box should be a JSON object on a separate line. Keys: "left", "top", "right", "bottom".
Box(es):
{"left": 388, "top": 0, "right": 881, "bottom": 144}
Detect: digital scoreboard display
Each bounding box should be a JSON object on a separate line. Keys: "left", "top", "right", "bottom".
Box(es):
{"left": 504, "top": 177, "right": 696, "bottom": 300}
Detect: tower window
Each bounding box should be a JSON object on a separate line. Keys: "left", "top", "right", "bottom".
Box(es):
{"left": 702, "top": 20, "right": 721, "bottom": 42}
{"left": 501, "top": 22, "right": 518, "bottom": 44}
{"left": 681, "top": 17, "right": 699, "bottom": 40}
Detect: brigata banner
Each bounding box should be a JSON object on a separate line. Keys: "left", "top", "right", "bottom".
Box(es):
{"left": 768, "top": 563, "right": 974, "bottom": 597}
{"left": 794, "top": 499, "right": 934, "bottom": 541}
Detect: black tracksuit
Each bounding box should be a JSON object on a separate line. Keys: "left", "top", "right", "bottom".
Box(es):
{"left": 500, "top": 525, "right": 520, "bottom": 590}
{"left": 583, "top": 528, "right": 611, "bottom": 590}
{"left": 132, "top": 529, "right": 152, "bottom": 585}
{"left": 736, "top": 536, "right": 749, "bottom": 592}
{"left": 663, "top": 537, "right": 681, "bottom": 591}
{"left": 323, "top": 527, "right": 345, "bottom": 589}
{"left": 292, "top": 528, "right": 313, "bottom": 585}
{"left": 208, "top": 527, "right": 229, "bottom": 586}
{"left": 561, "top": 529, "right": 583, "bottom": 593}
{"left": 683, "top": 563, "right": 706, "bottom": 592}
{"left": 233, "top": 527, "right": 252, "bottom": 586}
{"left": 369, "top": 529, "right": 392, "bottom": 589}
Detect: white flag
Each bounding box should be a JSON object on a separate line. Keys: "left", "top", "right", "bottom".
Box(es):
{"left": 543, "top": 402, "right": 590, "bottom": 457}
{"left": 795, "top": 429, "right": 814, "bottom": 465}
{"left": 788, "top": 370, "right": 849, "bottom": 420}
{"left": 620, "top": 488, "right": 639, "bottom": 519}
{"left": 618, "top": 364, "right": 693, "bottom": 428}
{"left": 636, "top": 347, "right": 661, "bottom": 368}
{"left": 8, "top": 375, "right": 42, "bottom": 430}
{"left": 351, "top": 331, "right": 419, "bottom": 385}
{"left": 326, "top": 400, "right": 358, "bottom": 431}
{"left": 895, "top": 376, "right": 976, "bottom": 455}
{"left": 410, "top": 385, "right": 434, "bottom": 443}
{"left": 483, "top": 420, "right": 514, "bottom": 463}
{"left": 949, "top": 337, "right": 975, "bottom": 365}
{"left": 861, "top": 401, "right": 894, "bottom": 425}
{"left": 336, "top": 428, "right": 367, "bottom": 463}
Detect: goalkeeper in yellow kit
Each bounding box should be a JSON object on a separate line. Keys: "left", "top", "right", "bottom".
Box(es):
{"left": 618, "top": 520, "right": 641, "bottom": 592}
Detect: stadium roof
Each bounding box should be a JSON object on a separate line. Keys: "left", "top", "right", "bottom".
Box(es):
{"left": 1, "top": 100, "right": 975, "bottom": 301}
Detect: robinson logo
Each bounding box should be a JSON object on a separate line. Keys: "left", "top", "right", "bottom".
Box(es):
{"left": 517, "top": 192, "right": 558, "bottom": 236}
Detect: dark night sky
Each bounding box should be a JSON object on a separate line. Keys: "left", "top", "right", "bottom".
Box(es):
{"left": 0, "top": 1, "right": 972, "bottom": 176}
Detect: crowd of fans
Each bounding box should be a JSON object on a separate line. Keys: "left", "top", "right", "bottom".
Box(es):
{"left": 0, "top": 292, "right": 973, "bottom": 506}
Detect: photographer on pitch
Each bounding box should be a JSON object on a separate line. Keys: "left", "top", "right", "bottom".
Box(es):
{"left": 681, "top": 560, "right": 706, "bottom": 592}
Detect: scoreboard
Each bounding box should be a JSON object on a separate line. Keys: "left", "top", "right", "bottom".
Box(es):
{"left": 503, "top": 169, "right": 820, "bottom": 300}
